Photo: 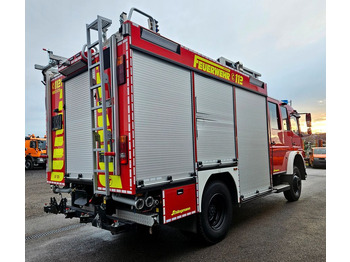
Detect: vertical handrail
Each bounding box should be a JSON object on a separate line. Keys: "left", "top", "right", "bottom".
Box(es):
{"left": 127, "top": 7, "right": 157, "bottom": 32}
{"left": 110, "top": 34, "right": 120, "bottom": 176}
{"left": 86, "top": 16, "right": 112, "bottom": 196}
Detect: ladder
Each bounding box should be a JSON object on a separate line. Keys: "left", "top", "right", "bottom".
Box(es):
{"left": 86, "top": 16, "right": 113, "bottom": 196}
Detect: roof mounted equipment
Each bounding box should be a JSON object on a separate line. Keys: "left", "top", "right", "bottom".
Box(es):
{"left": 121, "top": 7, "right": 159, "bottom": 33}
{"left": 217, "top": 56, "right": 261, "bottom": 79}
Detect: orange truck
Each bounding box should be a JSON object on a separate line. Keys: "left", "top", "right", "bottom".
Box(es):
{"left": 25, "top": 134, "right": 47, "bottom": 170}
{"left": 309, "top": 147, "right": 326, "bottom": 168}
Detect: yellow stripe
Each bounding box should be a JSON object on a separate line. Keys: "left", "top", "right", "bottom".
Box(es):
{"left": 96, "top": 69, "right": 102, "bottom": 98}
{"left": 52, "top": 160, "right": 64, "bottom": 170}
{"left": 58, "top": 101, "right": 63, "bottom": 111}
{"left": 53, "top": 148, "right": 64, "bottom": 158}
{"left": 98, "top": 116, "right": 110, "bottom": 127}
{"left": 54, "top": 136, "right": 63, "bottom": 147}
{"left": 98, "top": 116, "right": 103, "bottom": 127}
{"left": 98, "top": 148, "right": 113, "bottom": 171}
{"left": 98, "top": 174, "right": 122, "bottom": 188}
{"left": 51, "top": 172, "right": 64, "bottom": 182}
{"left": 56, "top": 128, "right": 63, "bottom": 135}
{"left": 98, "top": 161, "right": 114, "bottom": 172}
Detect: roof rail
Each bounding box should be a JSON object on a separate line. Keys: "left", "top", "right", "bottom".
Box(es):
{"left": 120, "top": 7, "right": 159, "bottom": 33}
{"left": 217, "top": 56, "right": 261, "bottom": 79}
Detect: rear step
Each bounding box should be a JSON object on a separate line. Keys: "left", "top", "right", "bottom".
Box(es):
{"left": 272, "top": 184, "right": 290, "bottom": 193}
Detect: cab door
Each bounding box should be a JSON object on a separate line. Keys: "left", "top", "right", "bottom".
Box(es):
{"left": 28, "top": 140, "right": 38, "bottom": 157}
{"left": 268, "top": 102, "right": 285, "bottom": 173}
{"left": 290, "top": 115, "right": 302, "bottom": 150}
{"left": 280, "top": 105, "right": 293, "bottom": 149}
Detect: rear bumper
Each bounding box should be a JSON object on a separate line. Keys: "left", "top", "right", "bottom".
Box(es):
{"left": 312, "top": 158, "right": 326, "bottom": 167}
{"left": 34, "top": 157, "right": 47, "bottom": 165}
{"left": 44, "top": 196, "right": 159, "bottom": 235}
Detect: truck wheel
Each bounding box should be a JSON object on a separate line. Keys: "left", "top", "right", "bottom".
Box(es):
{"left": 25, "top": 159, "right": 33, "bottom": 170}
{"left": 198, "top": 181, "right": 232, "bottom": 244}
{"left": 284, "top": 166, "right": 302, "bottom": 202}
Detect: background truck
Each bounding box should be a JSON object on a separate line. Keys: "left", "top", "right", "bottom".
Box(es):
{"left": 36, "top": 7, "right": 312, "bottom": 244}
{"left": 25, "top": 134, "right": 47, "bottom": 170}
{"left": 309, "top": 147, "right": 326, "bottom": 168}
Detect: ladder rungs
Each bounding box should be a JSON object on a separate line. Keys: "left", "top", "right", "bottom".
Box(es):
{"left": 89, "top": 62, "right": 100, "bottom": 70}
{"left": 91, "top": 103, "right": 112, "bottom": 111}
{"left": 88, "top": 40, "right": 99, "bottom": 49}
{"left": 94, "top": 169, "right": 106, "bottom": 173}
{"left": 90, "top": 83, "right": 101, "bottom": 90}
{"left": 93, "top": 148, "right": 104, "bottom": 152}
{"left": 91, "top": 105, "right": 103, "bottom": 111}
{"left": 87, "top": 17, "right": 112, "bottom": 31}
{"left": 92, "top": 127, "right": 104, "bottom": 132}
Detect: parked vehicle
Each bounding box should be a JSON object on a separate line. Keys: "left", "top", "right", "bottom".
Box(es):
{"left": 36, "top": 8, "right": 312, "bottom": 244}
{"left": 25, "top": 134, "right": 47, "bottom": 169}
{"left": 309, "top": 147, "right": 326, "bottom": 168}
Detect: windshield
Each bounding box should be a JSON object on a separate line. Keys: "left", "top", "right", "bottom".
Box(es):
{"left": 314, "top": 148, "right": 326, "bottom": 154}
{"left": 38, "top": 140, "right": 47, "bottom": 150}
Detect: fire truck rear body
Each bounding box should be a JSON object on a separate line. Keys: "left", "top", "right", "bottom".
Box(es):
{"left": 39, "top": 9, "right": 309, "bottom": 243}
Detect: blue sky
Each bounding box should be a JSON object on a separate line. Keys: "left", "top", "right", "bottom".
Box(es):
{"left": 25, "top": 0, "right": 326, "bottom": 136}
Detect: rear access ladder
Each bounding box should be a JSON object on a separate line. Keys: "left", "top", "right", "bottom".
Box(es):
{"left": 86, "top": 16, "right": 113, "bottom": 196}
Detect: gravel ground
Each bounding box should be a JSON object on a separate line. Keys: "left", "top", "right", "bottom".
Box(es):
{"left": 25, "top": 167, "right": 326, "bottom": 261}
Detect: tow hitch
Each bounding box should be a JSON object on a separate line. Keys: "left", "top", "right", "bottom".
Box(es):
{"left": 44, "top": 196, "right": 95, "bottom": 222}
{"left": 44, "top": 197, "right": 67, "bottom": 214}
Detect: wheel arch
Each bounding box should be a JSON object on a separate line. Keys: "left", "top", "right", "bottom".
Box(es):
{"left": 197, "top": 169, "right": 239, "bottom": 212}
{"left": 286, "top": 151, "right": 307, "bottom": 180}
{"left": 25, "top": 154, "right": 34, "bottom": 161}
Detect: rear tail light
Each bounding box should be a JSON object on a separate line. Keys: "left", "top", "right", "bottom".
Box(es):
{"left": 117, "top": 55, "right": 126, "bottom": 85}
{"left": 119, "top": 135, "right": 128, "bottom": 164}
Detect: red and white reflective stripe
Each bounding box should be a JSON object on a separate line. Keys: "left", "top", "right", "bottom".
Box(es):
{"left": 124, "top": 37, "right": 136, "bottom": 192}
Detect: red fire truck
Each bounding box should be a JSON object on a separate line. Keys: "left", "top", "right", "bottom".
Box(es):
{"left": 36, "top": 8, "right": 312, "bottom": 244}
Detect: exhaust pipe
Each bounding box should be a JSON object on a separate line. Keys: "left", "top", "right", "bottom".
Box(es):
{"left": 145, "top": 196, "right": 155, "bottom": 208}
{"left": 135, "top": 198, "right": 145, "bottom": 210}
{"left": 112, "top": 194, "right": 144, "bottom": 210}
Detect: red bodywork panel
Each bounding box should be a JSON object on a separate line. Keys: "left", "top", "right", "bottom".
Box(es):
{"left": 47, "top": 75, "right": 65, "bottom": 185}
{"left": 162, "top": 184, "right": 197, "bottom": 224}
{"left": 113, "top": 37, "right": 136, "bottom": 194}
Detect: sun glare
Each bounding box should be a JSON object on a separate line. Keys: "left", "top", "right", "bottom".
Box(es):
{"left": 300, "top": 119, "right": 326, "bottom": 134}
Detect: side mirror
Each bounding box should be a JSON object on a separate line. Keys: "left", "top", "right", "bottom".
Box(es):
{"left": 307, "top": 127, "right": 312, "bottom": 135}
{"left": 306, "top": 113, "right": 312, "bottom": 128}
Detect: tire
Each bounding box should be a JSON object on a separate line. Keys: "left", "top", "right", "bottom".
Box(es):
{"left": 284, "top": 166, "right": 302, "bottom": 202}
{"left": 198, "top": 181, "right": 232, "bottom": 244}
{"left": 25, "top": 159, "right": 33, "bottom": 170}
